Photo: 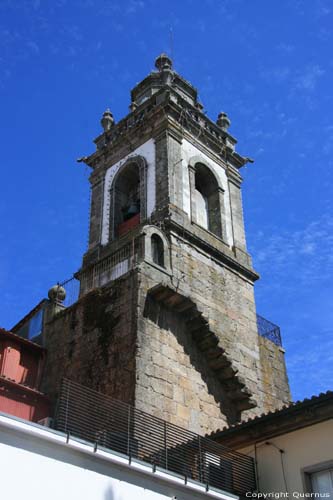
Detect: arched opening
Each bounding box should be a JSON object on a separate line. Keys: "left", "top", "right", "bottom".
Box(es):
{"left": 194, "top": 163, "right": 222, "bottom": 238}
{"left": 151, "top": 234, "right": 165, "bottom": 268}
{"left": 113, "top": 163, "right": 141, "bottom": 237}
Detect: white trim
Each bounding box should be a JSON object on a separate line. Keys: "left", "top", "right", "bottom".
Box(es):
{"left": 181, "top": 139, "right": 233, "bottom": 246}
{"left": 101, "top": 139, "right": 156, "bottom": 245}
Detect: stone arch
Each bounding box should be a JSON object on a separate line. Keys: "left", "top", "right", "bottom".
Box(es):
{"left": 109, "top": 156, "right": 147, "bottom": 239}
{"left": 142, "top": 225, "right": 171, "bottom": 271}
{"left": 188, "top": 156, "right": 226, "bottom": 241}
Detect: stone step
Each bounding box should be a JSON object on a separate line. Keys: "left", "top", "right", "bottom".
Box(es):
{"left": 236, "top": 397, "right": 257, "bottom": 411}
{"left": 217, "top": 366, "right": 238, "bottom": 381}
{"left": 174, "top": 299, "right": 195, "bottom": 313}
{"left": 185, "top": 309, "right": 202, "bottom": 322}
{"left": 197, "top": 336, "right": 219, "bottom": 351}
{"left": 204, "top": 347, "right": 224, "bottom": 360}
{"left": 186, "top": 317, "right": 209, "bottom": 332}
{"left": 192, "top": 328, "right": 215, "bottom": 343}
{"left": 208, "top": 356, "right": 231, "bottom": 370}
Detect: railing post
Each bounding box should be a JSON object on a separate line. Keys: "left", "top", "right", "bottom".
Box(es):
{"left": 127, "top": 405, "right": 131, "bottom": 458}
{"left": 198, "top": 435, "right": 203, "bottom": 483}
{"left": 164, "top": 421, "right": 168, "bottom": 470}
{"left": 64, "top": 380, "right": 70, "bottom": 434}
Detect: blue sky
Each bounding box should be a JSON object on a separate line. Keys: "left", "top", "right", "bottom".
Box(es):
{"left": 1, "top": 0, "right": 332, "bottom": 402}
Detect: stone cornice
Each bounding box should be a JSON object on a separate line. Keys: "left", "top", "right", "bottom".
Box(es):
{"left": 80, "top": 88, "right": 251, "bottom": 173}
{"left": 164, "top": 207, "right": 259, "bottom": 283}
{"left": 227, "top": 166, "right": 243, "bottom": 188}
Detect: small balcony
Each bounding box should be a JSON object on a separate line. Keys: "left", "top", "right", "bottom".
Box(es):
{"left": 55, "top": 379, "right": 257, "bottom": 498}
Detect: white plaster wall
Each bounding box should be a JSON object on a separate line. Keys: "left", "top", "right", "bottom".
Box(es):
{"left": 0, "top": 415, "right": 235, "bottom": 500}
{"left": 0, "top": 439, "right": 168, "bottom": 500}
{"left": 181, "top": 140, "right": 233, "bottom": 246}
{"left": 101, "top": 139, "right": 156, "bottom": 245}
{"left": 238, "top": 420, "right": 333, "bottom": 494}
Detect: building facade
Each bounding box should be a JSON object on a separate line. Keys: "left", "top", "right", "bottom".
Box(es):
{"left": 212, "top": 391, "right": 333, "bottom": 496}
{"left": 0, "top": 328, "right": 49, "bottom": 422}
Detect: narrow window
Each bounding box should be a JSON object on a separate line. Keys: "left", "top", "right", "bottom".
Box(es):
{"left": 151, "top": 234, "right": 165, "bottom": 268}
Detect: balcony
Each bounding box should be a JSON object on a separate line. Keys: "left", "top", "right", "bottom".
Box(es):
{"left": 55, "top": 379, "right": 257, "bottom": 497}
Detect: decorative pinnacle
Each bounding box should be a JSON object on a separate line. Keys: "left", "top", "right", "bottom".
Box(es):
{"left": 48, "top": 284, "right": 66, "bottom": 304}
{"left": 155, "top": 53, "right": 173, "bottom": 72}
{"left": 216, "top": 112, "right": 231, "bottom": 131}
{"left": 101, "top": 108, "right": 115, "bottom": 132}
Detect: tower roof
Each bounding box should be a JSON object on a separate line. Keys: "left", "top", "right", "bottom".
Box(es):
{"left": 131, "top": 53, "right": 199, "bottom": 108}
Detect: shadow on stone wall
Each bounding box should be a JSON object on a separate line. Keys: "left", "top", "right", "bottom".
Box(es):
{"left": 144, "top": 295, "right": 239, "bottom": 426}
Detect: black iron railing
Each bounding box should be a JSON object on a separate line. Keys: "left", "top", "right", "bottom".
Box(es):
{"left": 257, "top": 314, "right": 282, "bottom": 347}
{"left": 55, "top": 379, "right": 256, "bottom": 497}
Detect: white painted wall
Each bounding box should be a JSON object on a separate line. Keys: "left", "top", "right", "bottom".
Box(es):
{"left": 238, "top": 420, "right": 333, "bottom": 495}
{"left": 101, "top": 139, "right": 156, "bottom": 245}
{"left": 0, "top": 414, "right": 236, "bottom": 500}
{"left": 181, "top": 140, "right": 233, "bottom": 246}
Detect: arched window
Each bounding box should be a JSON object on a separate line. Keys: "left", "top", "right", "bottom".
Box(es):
{"left": 109, "top": 156, "right": 148, "bottom": 240}
{"left": 112, "top": 162, "right": 141, "bottom": 237}
{"left": 194, "top": 163, "right": 223, "bottom": 238}
{"left": 151, "top": 234, "right": 165, "bottom": 268}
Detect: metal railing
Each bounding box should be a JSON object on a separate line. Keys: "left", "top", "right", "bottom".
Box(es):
{"left": 79, "top": 243, "right": 135, "bottom": 296}
{"left": 257, "top": 314, "right": 282, "bottom": 347}
{"left": 55, "top": 379, "right": 256, "bottom": 497}
{"left": 58, "top": 276, "right": 80, "bottom": 307}
{"left": 56, "top": 242, "right": 138, "bottom": 308}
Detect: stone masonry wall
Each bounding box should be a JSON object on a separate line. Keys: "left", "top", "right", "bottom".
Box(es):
{"left": 42, "top": 274, "right": 138, "bottom": 408}
{"left": 133, "top": 231, "right": 291, "bottom": 434}
{"left": 169, "top": 236, "right": 264, "bottom": 417}
{"left": 259, "top": 335, "right": 291, "bottom": 411}
{"left": 135, "top": 267, "right": 237, "bottom": 435}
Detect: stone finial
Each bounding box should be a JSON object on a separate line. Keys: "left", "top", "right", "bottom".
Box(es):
{"left": 216, "top": 112, "right": 231, "bottom": 131}
{"left": 48, "top": 284, "right": 66, "bottom": 304}
{"left": 101, "top": 108, "right": 115, "bottom": 132}
{"left": 155, "top": 53, "right": 173, "bottom": 72}
{"left": 129, "top": 101, "right": 137, "bottom": 112}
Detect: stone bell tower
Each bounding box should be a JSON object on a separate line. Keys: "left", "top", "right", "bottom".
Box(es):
{"left": 43, "top": 54, "right": 290, "bottom": 435}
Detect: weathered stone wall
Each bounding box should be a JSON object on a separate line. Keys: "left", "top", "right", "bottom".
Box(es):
{"left": 41, "top": 245, "right": 290, "bottom": 434}
{"left": 168, "top": 236, "right": 263, "bottom": 414}
{"left": 132, "top": 228, "right": 291, "bottom": 434}
{"left": 42, "top": 274, "right": 137, "bottom": 407}
{"left": 168, "top": 235, "right": 291, "bottom": 419}
{"left": 135, "top": 268, "right": 236, "bottom": 435}
{"left": 258, "top": 336, "right": 291, "bottom": 411}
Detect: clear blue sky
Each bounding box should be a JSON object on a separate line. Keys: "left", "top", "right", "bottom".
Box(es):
{"left": 1, "top": 0, "right": 332, "bottom": 402}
